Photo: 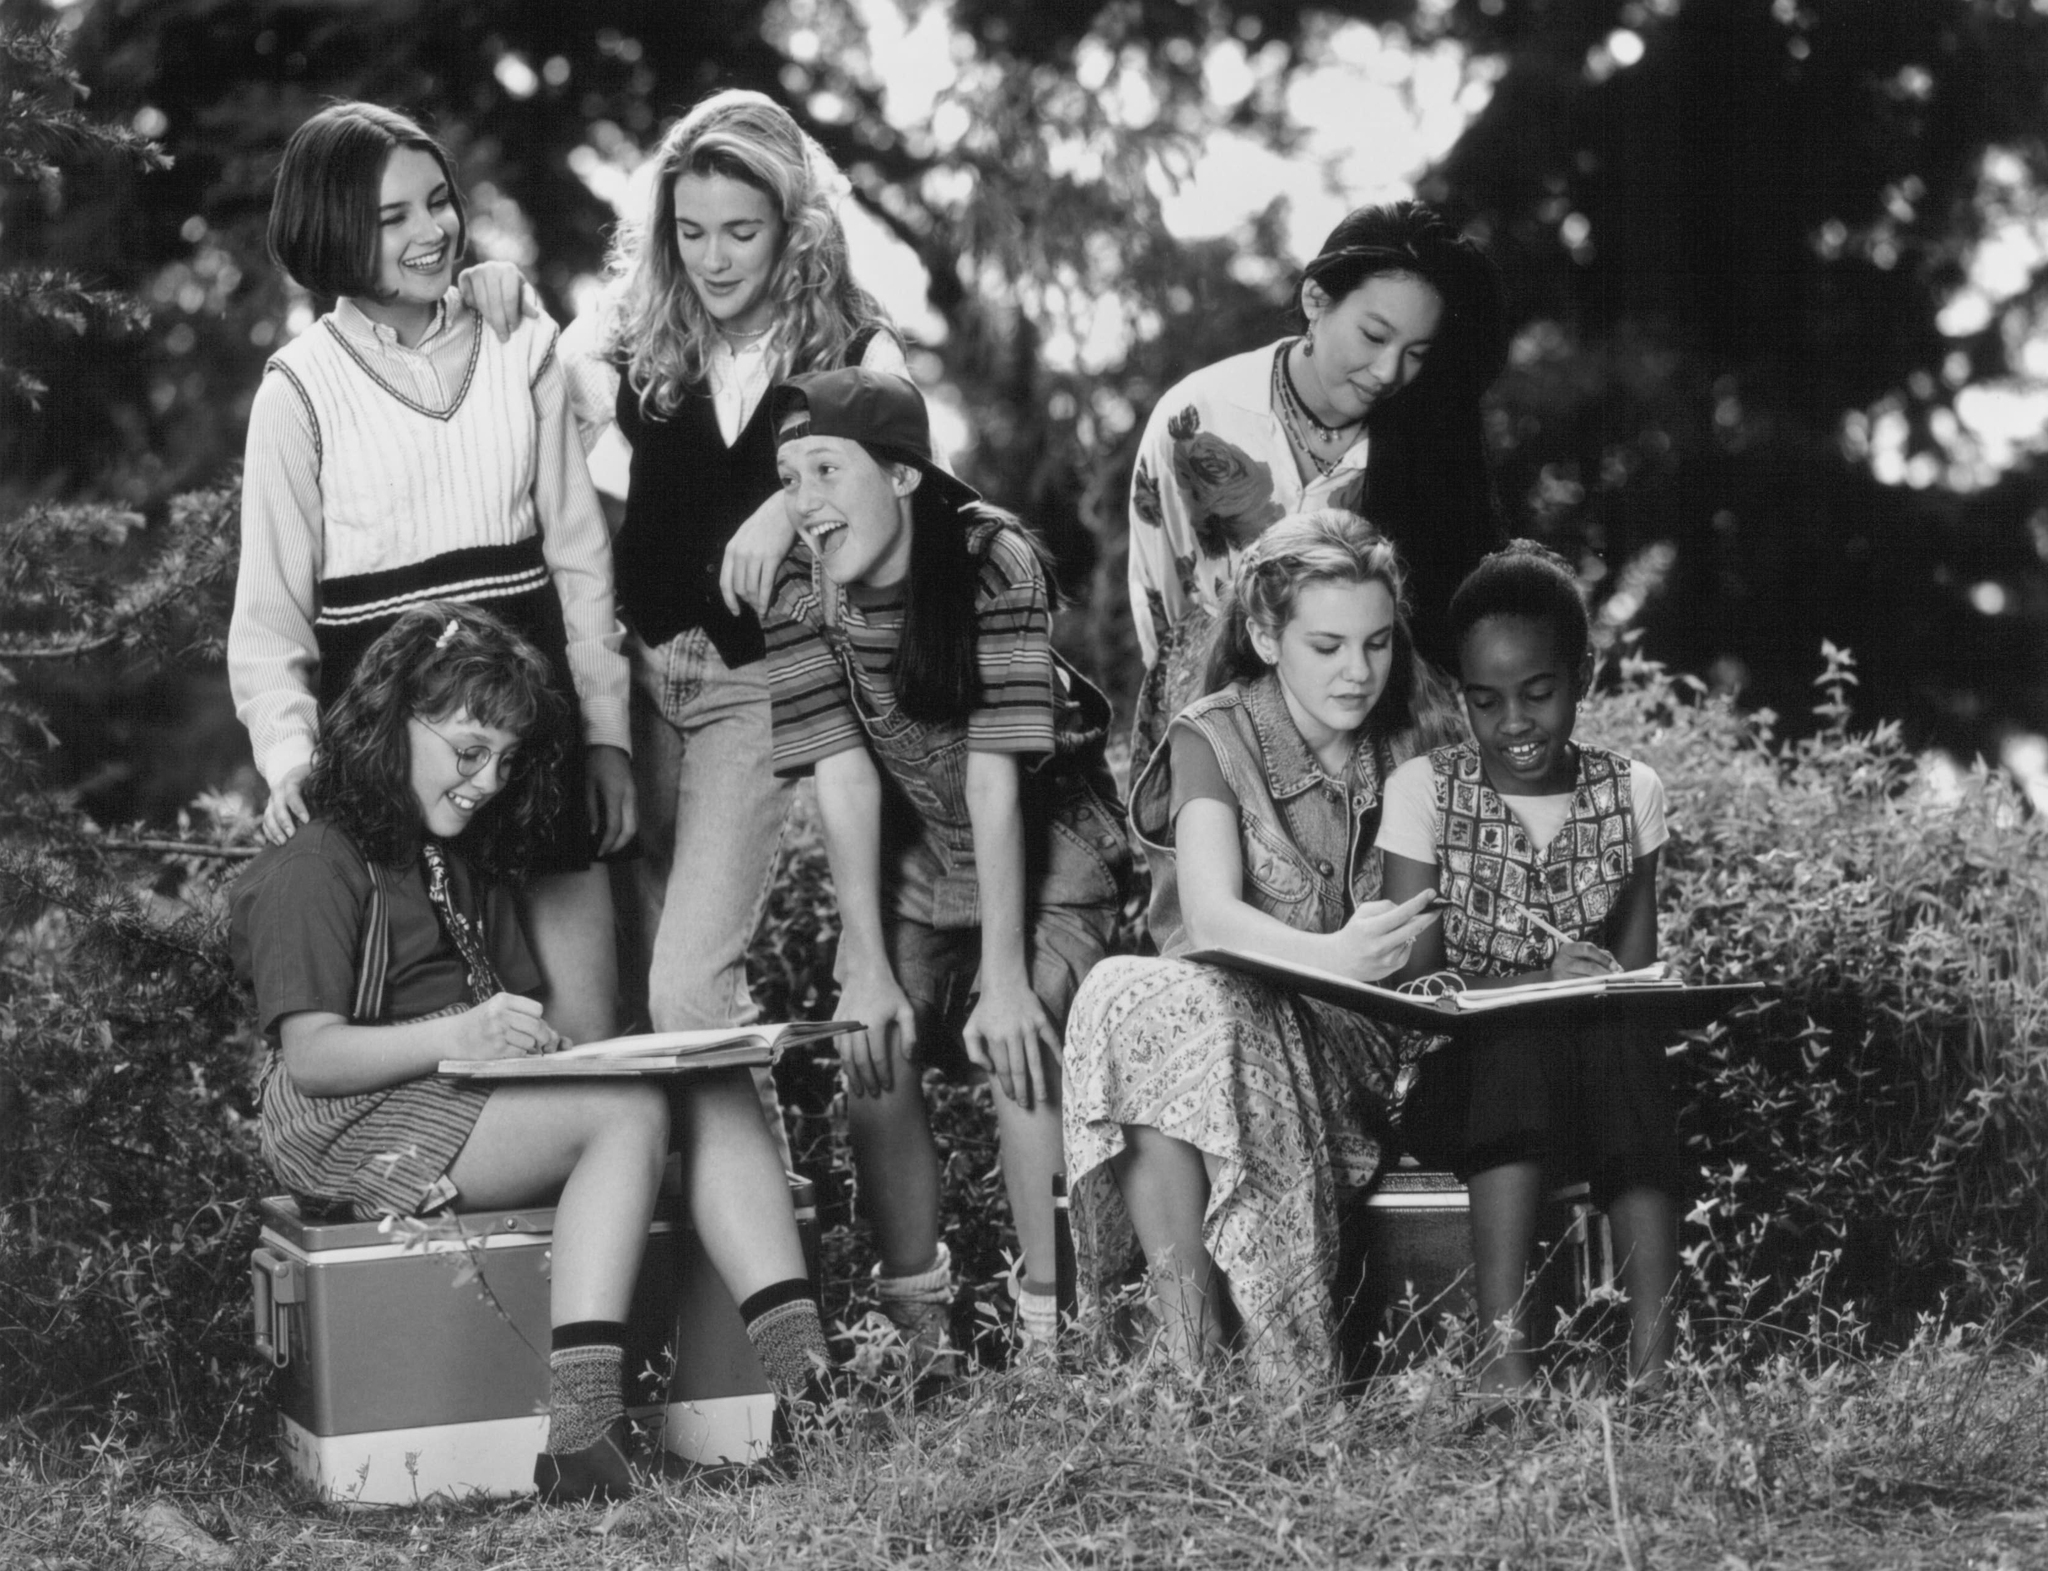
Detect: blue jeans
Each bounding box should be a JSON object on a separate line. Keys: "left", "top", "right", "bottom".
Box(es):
{"left": 621, "top": 628, "right": 792, "bottom": 1157}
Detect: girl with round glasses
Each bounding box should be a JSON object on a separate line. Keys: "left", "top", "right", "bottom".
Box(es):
{"left": 231, "top": 603, "right": 826, "bottom": 1503}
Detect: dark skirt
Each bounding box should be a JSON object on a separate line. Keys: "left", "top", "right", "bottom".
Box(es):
{"left": 313, "top": 538, "right": 594, "bottom": 875}
{"left": 1398, "top": 1018, "right": 1688, "bottom": 1209}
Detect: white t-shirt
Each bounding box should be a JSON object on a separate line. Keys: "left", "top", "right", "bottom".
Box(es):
{"left": 1376, "top": 751, "right": 1670, "bottom": 866}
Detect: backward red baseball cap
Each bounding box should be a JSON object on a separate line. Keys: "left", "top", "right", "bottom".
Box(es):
{"left": 772, "top": 366, "right": 982, "bottom": 515}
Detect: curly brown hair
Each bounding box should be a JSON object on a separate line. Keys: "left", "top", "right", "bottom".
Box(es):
{"left": 302, "top": 602, "right": 567, "bottom": 879}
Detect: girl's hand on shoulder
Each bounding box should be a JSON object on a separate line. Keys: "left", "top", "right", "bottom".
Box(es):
{"left": 962, "top": 979, "right": 1061, "bottom": 1112}
{"left": 1548, "top": 940, "right": 1620, "bottom": 980}
{"left": 262, "top": 764, "right": 312, "bottom": 844}
{"left": 584, "top": 744, "right": 637, "bottom": 855}
{"left": 835, "top": 967, "right": 917, "bottom": 1099}
{"left": 719, "top": 491, "right": 799, "bottom": 617}
{"left": 449, "top": 993, "right": 561, "bottom": 1060}
{"left": 456, "top": 261, "right": 540, "bottom": 343}
{"left": 1331, "top": 889, "right": 1443, "bottom": 982}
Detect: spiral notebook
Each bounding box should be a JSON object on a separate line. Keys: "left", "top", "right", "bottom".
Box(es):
{"left": 1182, "top": 949, "right": 1765, "bottom": 1036}
{"left": 438, "top": 1020, "right": 860, "bottom": 1080}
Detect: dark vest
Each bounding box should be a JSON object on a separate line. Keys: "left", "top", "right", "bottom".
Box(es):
{"left": 611, "top": 328, "right": 878, "bottom": 667}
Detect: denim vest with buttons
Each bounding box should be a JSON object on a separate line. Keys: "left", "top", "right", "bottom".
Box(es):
{"left": 1132, "top": 673, "right": 1410, "bottom": 958}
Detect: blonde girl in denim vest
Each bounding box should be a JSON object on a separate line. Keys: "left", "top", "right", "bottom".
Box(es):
{"left": 1063, "top": 510, "right": 1441, "bottom": 1384}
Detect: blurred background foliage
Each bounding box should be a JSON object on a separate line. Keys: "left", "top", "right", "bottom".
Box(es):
{"left": 2, "top": 0, "right": 2046, "bottom": 823}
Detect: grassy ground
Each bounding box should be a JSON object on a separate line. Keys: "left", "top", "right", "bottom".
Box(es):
{"left": 6, "top": 1327, "right": 2045, "bottom": 1570}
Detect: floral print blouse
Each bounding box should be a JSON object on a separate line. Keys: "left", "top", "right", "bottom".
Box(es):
{"left": 1125, "top": 341, "right": 1370, "bottom": 668}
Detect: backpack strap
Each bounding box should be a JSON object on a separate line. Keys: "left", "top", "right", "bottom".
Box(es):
{"left": 349, "top": 856, "right": 391, "bottom": 1024}
{"left": 843, "top": 324, "right": 885, "bottom": 368}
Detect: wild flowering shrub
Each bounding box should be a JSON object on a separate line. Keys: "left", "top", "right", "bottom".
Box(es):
{"left": 1580, "top": 644, "right": 2048, "bottom": 1332}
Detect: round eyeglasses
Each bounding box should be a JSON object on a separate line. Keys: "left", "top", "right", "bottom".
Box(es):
{"left": 412, "top": 715, "right": 521, "bottom": 779}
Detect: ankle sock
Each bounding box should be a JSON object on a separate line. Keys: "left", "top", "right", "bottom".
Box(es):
{"left": 874, "top": 1243, "right": 957, "bottom": 1361}
{"left": 874, "top": 1243, "right": 954, "bottom": 1310}
{"left": 739, "top": 1278, "right": 829, "bottom": 1400}
{"left": 546, "top": 1320, "right": 626, "bottom": 1455}
{"left": 1013, "top": 1275, "right": 1060, "bottom": 1346}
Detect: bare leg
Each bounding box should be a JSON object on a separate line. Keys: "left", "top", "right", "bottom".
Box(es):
{"left": 673, "top": 1066, "right": 810, "bottom": 1302}
{"left": 447, "top": 1081, "right": 668, "bottom": 1325}
{"left": 846, "top": 1067, "right": 944, "bottom": 1277}
{"left": 522, "top": 865, "right": 620, "bottom": 1046}
{"left": 1467, "top": 1159, "right": 1545, "bottom": 1399}
{"left": 1108, "top": 1125, "right": 1226, "bottom": 1367}
{"left": 1605, "top": 1185, "right": 1679, "bottom": 1391}
{"left": 982, "top": 1059, "right": 1063, "bottom": 1285}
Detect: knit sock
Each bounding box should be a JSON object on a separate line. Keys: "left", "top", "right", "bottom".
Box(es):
{"left": 546, "top": 1320, "right": 627, "bottom": 1455}
{"left": 739, "top": 1278, "right": 829, "bottom": 1400}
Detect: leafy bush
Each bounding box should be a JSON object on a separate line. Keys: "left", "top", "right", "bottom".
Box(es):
{"left": 1581, "top": 643, "right": 2048, "bottom": 1332}
{"left": 6, "top": 640, "right": 2045, "bottom": 1455}
{"left": 0, "top": 805, "right": 265, "bottom": 1446}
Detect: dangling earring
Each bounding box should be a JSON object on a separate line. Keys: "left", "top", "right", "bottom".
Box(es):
{"left": 1301, "top": 321, "right": 1316, "bottom": 358}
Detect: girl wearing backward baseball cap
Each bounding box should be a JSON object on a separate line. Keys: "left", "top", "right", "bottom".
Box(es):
{"left": 761, "top": 366, "right": 1132, "bottom": 1369}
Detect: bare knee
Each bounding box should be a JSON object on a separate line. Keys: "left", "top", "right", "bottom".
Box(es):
{"left": 592, "top": 1081, "right": 670, "bottom": 1155}
{"left": 672, "top": 1065, "right": 771, "bottom": 1138}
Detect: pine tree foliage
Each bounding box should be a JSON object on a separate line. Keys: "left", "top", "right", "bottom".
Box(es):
{"left": 0, "top": 24, "right": 170, "bottom": 179}
{"left": 1, "top": 21, "right": 255, "bottom": 1432}
{"left": 0, "top": 22, "right": 168, "bottom": 411}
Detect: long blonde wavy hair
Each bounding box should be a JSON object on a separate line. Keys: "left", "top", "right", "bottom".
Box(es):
{"left": 601, "top": 90, "right": 891, "bottom": 418}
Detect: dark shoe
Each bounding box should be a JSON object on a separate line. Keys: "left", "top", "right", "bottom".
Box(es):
{"left": 533, "top": 1418, "right": 634, "bottom": 1505}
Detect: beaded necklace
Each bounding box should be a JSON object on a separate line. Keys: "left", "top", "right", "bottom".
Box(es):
{"left": 1271, "top": 344, "right": 1363, "bottom": 477}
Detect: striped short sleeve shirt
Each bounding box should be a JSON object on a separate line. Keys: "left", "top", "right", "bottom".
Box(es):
{"left": 764, "top": 517, "right": 1069, "bottom": 777}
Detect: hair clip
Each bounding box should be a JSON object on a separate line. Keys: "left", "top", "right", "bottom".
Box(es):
{"left": 434, "top": 618, "right": 461, "bottom": 650}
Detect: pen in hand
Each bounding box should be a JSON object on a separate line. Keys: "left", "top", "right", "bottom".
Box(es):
{"left": 1506, "top": 899, "right": 1619, "bottom": 971}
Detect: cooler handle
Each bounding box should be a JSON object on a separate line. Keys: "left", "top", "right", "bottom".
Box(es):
{"left": 250, "top": 1246, "right": 299, "bottom": 1368}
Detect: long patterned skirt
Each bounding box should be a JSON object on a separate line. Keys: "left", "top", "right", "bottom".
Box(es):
{"left": 1062, "top": 953, "right": 1403, "bottom": 1385}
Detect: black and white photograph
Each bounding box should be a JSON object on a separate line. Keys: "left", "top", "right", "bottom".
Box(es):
{"left": 4, "top": 1, "right": 2047, "bottom": 1564}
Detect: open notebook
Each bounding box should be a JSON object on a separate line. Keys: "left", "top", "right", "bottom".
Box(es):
{"left": 438, "top": 1020, "right": 859, "bottom": 1081}
{"left": 1182, "top": 948, "right": 1763, "bottom": 1035}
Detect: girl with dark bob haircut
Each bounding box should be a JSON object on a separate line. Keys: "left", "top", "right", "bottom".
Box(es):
{"left": 267, "top": 103, "right": 468, "bottom": 301}
{"left": 232, "top": 99, "right": 636, "bottom": 1048}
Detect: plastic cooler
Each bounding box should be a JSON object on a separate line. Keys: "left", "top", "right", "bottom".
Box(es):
{"left": 1335, "top": 1165, "right": 1607, "bottom": 1377}
{"left": 249, "top": 1177, "right": 818, "bottom": 1503}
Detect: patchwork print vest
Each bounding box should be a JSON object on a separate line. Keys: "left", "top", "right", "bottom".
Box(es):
{"left": 1430, "top": 741, "right": 1636, "bottom": 978}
